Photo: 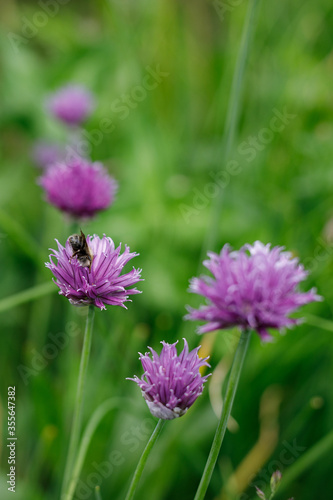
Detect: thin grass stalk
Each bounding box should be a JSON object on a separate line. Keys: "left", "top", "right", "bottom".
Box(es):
{"left": 276, "top": 430, "right": 333, "bottom": 497}
{"left": 201, "top": 0, "right": 260, "bottom": 258}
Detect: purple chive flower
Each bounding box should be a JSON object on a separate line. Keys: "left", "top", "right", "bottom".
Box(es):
{"left": 186, "top": 241, "right": 321, "bottom": 341}
{"left": 128, "top": 339, "right": 210, "bottom": 420}
{"left": 46, "top": 85, "right": 95, "bottom": 126}
{"left": 46, "top": 234, "right": 142, "bottom": 310}
{"left": 38, "top": 158, "right": 117, "bottom": 219}
{"left": 32, "top": 141, "right": 65, "bottom": 169}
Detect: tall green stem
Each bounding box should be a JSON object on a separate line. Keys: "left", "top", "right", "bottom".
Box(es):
{"left": 305, "top": 313, "right": 333, "bottom": 333}
{"left": 125, "top": 419, "right": 165, "bottom": 500}
{"left": 65, "top": 398, "right": 125, "bottom": 500}
{"left": 276, "top": 429, "right": 333, "bottom": 497}
{"left": 0, "top": 282, "right": 56, "bottom": 313}
{"left": 61, "top": 304, "right": 95, "bottom": 500}
{"left": 95, "top": 485, "right": 102, "bottom": 500}
{"left": 202, "top": 0, "right": 260, "bottom": 257}
{"left": 194, "top": 329, "right": 252, "bottom": 500}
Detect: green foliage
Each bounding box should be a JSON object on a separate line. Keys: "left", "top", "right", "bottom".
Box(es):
{"left": 0, "top": 1, "right": 332, "bottom": 499}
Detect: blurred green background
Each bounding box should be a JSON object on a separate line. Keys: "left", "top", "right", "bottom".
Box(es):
{"left": 0, "top": 0, "right": 332, "bottom": 499}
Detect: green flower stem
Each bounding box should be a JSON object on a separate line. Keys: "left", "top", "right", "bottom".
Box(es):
{"left": 61, "top": 304, "right": 95, "bottom": 500}
{"left": 0, "top": 282, "right": 56, "bottom": 313}
{"left": 0, "top": 208, "right": 45, "bottom": 268}
{"left": 194, "top": 329, "right": 252, "bottom": 500}
{"left": 202, "top": 0, "right": 260, "bottom": 257}
{"left": 305, "top": 313, "right": 333, "bottom": 333}
{"left": 125, "top": 419, "right": 165, "bottom": 500}
{"left": 276, "top": 429, "right": 333, "bottom": 497}
{"left": 95, "top": 485, "right": 102, "bottom": 500}
{"left": 68, "top": 220, "right": 80, "bottom": 238}
{"left": 65, "top": 397, "right": 125, "bottom": 500}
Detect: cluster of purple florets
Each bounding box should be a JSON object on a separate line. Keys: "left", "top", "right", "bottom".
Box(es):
{"left": 127, "top": 241, "right": 320, "bottom": 419}
{"left": 39, "top": 84, "right": 321, "bottom": 422}
{"left": 33, "top": 84, "right": 117, "bottom": 220}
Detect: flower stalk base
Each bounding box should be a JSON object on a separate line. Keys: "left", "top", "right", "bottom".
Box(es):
{"left": 125, "top": 419, "right": 165, "bottom": 500}
{"left": 61, "top": 304, "right": 95, "bottom": 500}
{"left": 194, "top": 329, "right": 252, "bottom": 500}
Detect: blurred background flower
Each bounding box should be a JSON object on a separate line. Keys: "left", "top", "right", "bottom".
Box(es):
{"left": 31, "top": 140, "right": 65, "bottom": 169}
{"left": 38, "top": 158, "right": 118, "bottom": 219}
{"left": 46, "top": 84, "right": 95, "bottom": 127}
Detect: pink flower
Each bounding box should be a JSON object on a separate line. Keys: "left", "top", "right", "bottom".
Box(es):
{"left": 186, "top": 241, "right": 321, "bottom": 341}
{"left": 38, "top": 158, "right": 117, "bottom": 219}
{"left": 128, "top": 339, "right": 210, "bottom": 420}
{"left": 47, "top": 85, "right": 94, "bottom": 126}
{"left": 46, "top": 234, "right": 142, "bottom": 310}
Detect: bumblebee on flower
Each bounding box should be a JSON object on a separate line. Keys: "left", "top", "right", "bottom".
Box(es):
{"left": 46, "top": 233, "right": 142, "bottom": 310}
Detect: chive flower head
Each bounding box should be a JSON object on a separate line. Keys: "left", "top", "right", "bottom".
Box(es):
{"left": 46, "top": 234, "right": 142, "bottom": 310}
{"left": 47, "top": 84, "right": 95, "bottom": 126}
{"left": 128, "top": 339, "right": 210, "bottom": 420}
{"left": 38, "top": 158, "right": 117, "bottom": 219}
{"left": 186, "top": 241, "right": 321, "bottom": 341}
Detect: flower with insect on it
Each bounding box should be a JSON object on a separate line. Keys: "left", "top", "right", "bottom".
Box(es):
{"left": 46, "top": 233, "right": 142, "bottom": 310}
{"left": 128, "top": 339, "right": 211, "bottom": 420}
{"left": 186, "top": 241, "right": 322, "bottom": 341}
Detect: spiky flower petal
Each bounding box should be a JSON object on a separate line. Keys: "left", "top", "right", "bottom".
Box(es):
{"left": 128, "top": 339, "right": 210, "bottom": 420}
{"left": 46, "top": 234, "right": 142, "bottom": 310}
{"left": 186, "top": 241, "right": 321, "bottom": 341}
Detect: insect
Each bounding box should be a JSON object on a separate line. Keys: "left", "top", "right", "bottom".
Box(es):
{"left": 68, "top": 230, "right": 93, "bottom": 271}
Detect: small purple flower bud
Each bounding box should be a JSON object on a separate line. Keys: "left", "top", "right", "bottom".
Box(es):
{"left": 46, "top": 84, "right": 95, "bottom": 126}
{"left": 270, "top": 470, "right": 282, "bottom": 495}
{"left": 255, "top": 486, "right": 266, "bottom": 500}
{"left": 186, "top": 241, "right": 322, "bottom": 341}
{"left": 128, "top": 339, "right": 211, "bottom": 420}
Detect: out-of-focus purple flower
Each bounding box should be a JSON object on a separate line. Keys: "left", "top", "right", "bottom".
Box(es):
{"left": 46, "top": 85, "right": 95, "bottom": 126}
{"left": 46, "top": 234, "right": 142, "bottom": 310}
{"left": 32, "top": 141, "right": 64, "bottom": 169}
{"left": 128, "top": 339, "right": 210, "bottom": 420}
{"left": 186, "top": 241, "right": 322, "bottom": 341}
{"left": 38, "top": 158, "right": 117, "bottom": 219}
